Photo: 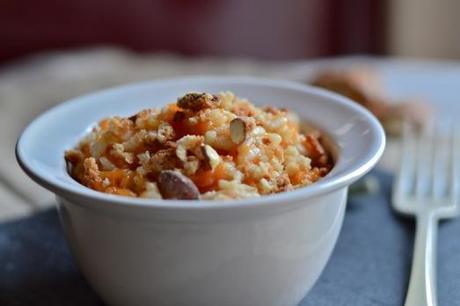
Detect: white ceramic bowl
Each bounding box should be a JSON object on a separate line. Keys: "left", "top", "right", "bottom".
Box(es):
{"left": 16, "top": 76, "right": 385, "bottom": 306}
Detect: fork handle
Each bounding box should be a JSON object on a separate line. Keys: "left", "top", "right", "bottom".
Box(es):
{"left": 405, "top": 213, "right": 438, "bottom": 306}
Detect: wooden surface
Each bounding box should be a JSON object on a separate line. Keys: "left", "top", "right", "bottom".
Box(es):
{"left": 0, "top": 50, "right": 417, "bottom": 222}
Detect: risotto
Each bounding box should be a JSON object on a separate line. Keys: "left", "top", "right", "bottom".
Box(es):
{"left": 65, "top": 92, "right": 333, "bottom": 200}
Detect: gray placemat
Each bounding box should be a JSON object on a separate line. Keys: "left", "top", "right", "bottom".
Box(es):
{"left": 0, "top": 170, "right": 459, "bottom": 306}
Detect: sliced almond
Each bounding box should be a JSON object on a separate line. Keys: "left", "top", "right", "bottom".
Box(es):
{"left": 201, "top": 144, "right": 221, "bottom": 170}
{"left": 304, "top": 133, "right": 329, "bottom": 167}
{"left": 156, "top": 122, "right": 175, "bottom": 144}
{"left": 176, "top": 135, "right": 204, "bottom": 162}
{"left": 128, "top": 113, "right": 138, "bottom": 122}
{"left": 64, "top": 149, "right": 84, "bottom": 173}
{"left": 230, "top": 118, "right": 247, "bottom": 144}
{"left": 183, "top": 158, "right": 200, "bottom": 176}
{"left": 64, "top": 149, "right": 84, "bottom": 165}
{"left": 157, "top": 170, "right": 200, "bottom": 200}
{"left": 305, "top": 133, "right": 325, "bottom": 158}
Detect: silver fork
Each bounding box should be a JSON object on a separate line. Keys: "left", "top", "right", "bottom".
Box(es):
{"left": 392, "top": 121, "right": 459, "bottom": 306}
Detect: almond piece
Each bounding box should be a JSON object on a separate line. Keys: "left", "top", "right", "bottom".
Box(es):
{"left": 305, "top": 133, "right": 325, "bottom": 158}
{"left": 230, "top": 118, "right": 246, "bottom": 144}
{"left": 176, "top": 135, "right": 204, "bottom": 162}
{"left": 157, "top": 170, "right": 200, "bottom": 200}
{"left": 304, "top": 133, "right": 329, "bottom": 167}
{"left": 201, "top": 144, "right": 221, "bottom": 170}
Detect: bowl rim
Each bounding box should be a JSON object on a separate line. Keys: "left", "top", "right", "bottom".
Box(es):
{"left": 16, "top": 76, "right": 385, "bottom": 211}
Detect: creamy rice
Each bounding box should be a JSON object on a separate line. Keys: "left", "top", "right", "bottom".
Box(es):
{"left": 65, "top": 92, "right": 332, "bottom": 200}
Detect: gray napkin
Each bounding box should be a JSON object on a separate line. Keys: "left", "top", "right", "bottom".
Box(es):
{"left": 1, "top": 170, "right": 459, "bottom": 306}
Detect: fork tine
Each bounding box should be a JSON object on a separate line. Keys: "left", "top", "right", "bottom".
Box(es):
{"left": 393, "top": 120, "right": 416, "bottom": 209}
{"left": 415, "top": 120, "right": 434, "bottom": 199}
{"left": 431, "top": 123, "right": 445, "bottom": 200}
{"left": 448, "top": 124, "right": 459, "bottom": 208}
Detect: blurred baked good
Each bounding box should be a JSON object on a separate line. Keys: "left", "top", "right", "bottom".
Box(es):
{"left": 311, "top": 67, "right": 431, "bottom": 136}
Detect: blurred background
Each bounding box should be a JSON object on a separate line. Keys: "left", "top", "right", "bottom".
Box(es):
{"left": 3, "top": 0, "right": 383, "bottom": 62}
{"left": 3, "top": 3, "right": 460, "bottom": 305}
{"left": 1, "top": 0, "right": 460, "bottom": 221}
{"left": 2, "top": 0, "right": 459, "bottom": 63}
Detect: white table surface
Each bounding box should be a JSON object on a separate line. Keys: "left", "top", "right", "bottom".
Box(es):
{"left": 1, "top": 49, "right": 459, "bottom": 222}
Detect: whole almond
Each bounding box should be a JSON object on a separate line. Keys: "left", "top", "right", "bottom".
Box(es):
{"left": 157, "top": 170, "right": 200, "bottom": 200}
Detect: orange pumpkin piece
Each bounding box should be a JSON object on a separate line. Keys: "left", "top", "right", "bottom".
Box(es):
{"left": 192, "top": 163, "right": 227, "bottom": 192}
{"left": 102, "top": 169, "right": 134, "bottom": 189}
{"left": 290, "top": 171, "right": 305, "bottom": 185}
{"left": 162, "top": 103, "right": 182, "bottom": 122}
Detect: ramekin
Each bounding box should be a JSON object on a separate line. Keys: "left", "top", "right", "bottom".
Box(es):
{"left": 16, "top": 76, "right": 385, "bottom": 306}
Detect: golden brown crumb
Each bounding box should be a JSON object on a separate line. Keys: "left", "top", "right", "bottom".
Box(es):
{"left": 177, "top": 92, "right": 219, "bottom": 111}
{"left": 65, "top": 91, "right": 333, "bottom": 199}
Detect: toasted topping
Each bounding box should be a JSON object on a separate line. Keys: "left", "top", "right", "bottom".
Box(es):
{"left": 110, "top": 143, "right": 134, "bottom": 164}
{"left": 304, "top": 133, "right": 329, "bottom": 167}
{"left": 65, "top": 91, "right": 333, "bottom": 200}
{"left": 99, "top": 156, "right": 116, "bottom": 171}
{"left": 183, "top": 157, "right": 200, "bottom": 176}
{"left": 305, "top": 133, "right": 324, "bottom": 157}
{"left": 156, "top": 122, "right": 175, "bottom": 143}
{"left": 201, "top": 144, "right": 221, "bottom": 170}
{"left": 176, "top": 135, "right": 204, "bottom": 162}
{"left": 263, "top": 106, "right": 286, "bottom": 115}
{"left": 230, "top": 118, "right": 247, "bottom": 144}
{"left": 128, "top": 113, "right": 138, "bottom": 122}
{"left": 157, "top": 170, "right": 200, "bottom": 200}
{"left": 145, "top": 149, "right": 180, "bottom": 174}
{"left": 177, "top": 92, "right": 218, "bottom": 111}
{"left": 64, "top": 149, "right": 84, "bottom": 171}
